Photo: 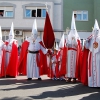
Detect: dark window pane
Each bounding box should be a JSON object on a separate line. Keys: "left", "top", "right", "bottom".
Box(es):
{"left": 32, "top": 10, "right": 36, "bottom": 17}
{"left": 0, "top": 10, "right": 4, "bottom": 17}
{"left": 37, "top": 9, "right": 41, "bottom": 17}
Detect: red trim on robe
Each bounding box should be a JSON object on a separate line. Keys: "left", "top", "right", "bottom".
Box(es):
{"left": 89, "top": 52, "right": 92, "bottom": 77}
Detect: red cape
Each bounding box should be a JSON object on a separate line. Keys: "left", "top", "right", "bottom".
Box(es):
{"left": 6, "top": 42, "right": 18, "bottom": 77}
{"left": 81, "top": 48, "right": 89, "bottom": 86}
{"left": 0, "top": 49, "right": 6, "bottom": 78}
{"left": 18, "top": 41, "right": 29, "bottom": 75}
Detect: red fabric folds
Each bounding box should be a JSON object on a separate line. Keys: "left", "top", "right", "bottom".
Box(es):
{"left": 81, "top": 48, "right": 89, "bottom": 86}
{"left": 0, "top": 49, "right": 6, "bottom": 78}
{"left": 18, "top": 41, "right": 29, "bottom": 75}
{"left": 89, "top": 52, "right": 92, "bottom": 77}
{"left": 39, "top": 41, "right": 48, "bottom": 75}
{"left": 75, "top": 40, "right": 82, "bottom": 80}
{"left": 6, "top": 42, "right": 18, "bottom": 77}
{"left": 43, "top": 11, "right": 55, "bottom": 49}
{"left": 59, "top": 46, "right": 67, "bottom": 76}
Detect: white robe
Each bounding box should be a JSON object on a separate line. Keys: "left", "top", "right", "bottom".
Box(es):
{"left": 66, "top": 38, "right": 78, "bottom": 78}
{"left": 85, "top": 36, "right": 100, "bottom": 87}
{"left": 27, "top": 40, "right": 47, "bottom": 78}
{"left": 51, "top": 55, "right": 57, "bottom": 76}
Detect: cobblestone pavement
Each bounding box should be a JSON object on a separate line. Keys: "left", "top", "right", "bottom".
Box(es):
{"left": 0, "top": 75, "right": 100, "bottom": 100}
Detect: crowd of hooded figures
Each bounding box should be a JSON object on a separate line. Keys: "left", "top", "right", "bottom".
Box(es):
{"left": 0, "top": 12, "right": 100, "bottom": 88}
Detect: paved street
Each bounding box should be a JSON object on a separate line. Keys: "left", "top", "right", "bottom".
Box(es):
{"left": 0, "top": 75, "right": 100, "bottom": 100}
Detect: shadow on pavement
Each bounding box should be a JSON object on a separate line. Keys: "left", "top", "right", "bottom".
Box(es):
{"left": 1, "top": 77, "right": 100, "bottom": 100}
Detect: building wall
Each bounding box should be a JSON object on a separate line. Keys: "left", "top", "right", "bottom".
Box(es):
{"left": 63, "top": 0, "right": 94, "bottom": 32}
{"left": 0, "top": 0, "right": 53, "bottom": 28}
{"left": 0, "top": 0, "right": 63, "bottom": 46}
{"left": 94, "top": 0, "right": 100, "bottom": 25}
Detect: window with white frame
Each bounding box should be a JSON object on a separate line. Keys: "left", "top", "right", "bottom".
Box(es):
{"left": 2, "top": 36, "right": 9, "bottom": 42}
{"left": 0, "top": 7, "right": 13, "bottom": 17}
{"left": 25, "top": 7, "right": 46, "bottom": 18}
{"left": 74, "top": 11, "right": 88, "bottom": 21}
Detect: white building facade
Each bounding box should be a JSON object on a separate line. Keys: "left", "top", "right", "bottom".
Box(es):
{"left": 0, "top": 0, "right": 63, "bottom": 46}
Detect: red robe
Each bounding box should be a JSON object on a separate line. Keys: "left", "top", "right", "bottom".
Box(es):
{"left": 5, "top": 42, "right": 18, "bottom": 77}
{"left": 0, "top": 49, "right": 6, "bottom": 78}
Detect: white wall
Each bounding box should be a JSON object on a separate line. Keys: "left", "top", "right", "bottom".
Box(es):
{"left": 78, "top": 32, "right": 92, "bottom": 39}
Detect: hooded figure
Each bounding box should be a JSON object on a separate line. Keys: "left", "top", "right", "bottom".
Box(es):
{"left": 65, "top": 12, "right": 81, "bottom": 83}
{"left": 18, "top": 19, "right": 48, "bottom": 80}
{"left": 5, "top": 22, "right": 18, "bottom": 77}
{"left": 0, "top": 26, "right": 6, "bottom": 78}
{"left": 82, "top": 19, "right": 100, "bottom": 87}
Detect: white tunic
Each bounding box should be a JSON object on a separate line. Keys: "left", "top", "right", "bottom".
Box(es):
{"left": 51, "top": 55, "right": 57, "bottom": 76}
{"left": 66, "top": 38, "right": 78, "bottom": 78}
{"left": 0, "top": 41, "right": 5, "bottom": 74}
{"left": 85, "top": 36, "right": 100, "bottom": 87}
{"left": 27, "top": 39, "right": 47, "bottom": 78}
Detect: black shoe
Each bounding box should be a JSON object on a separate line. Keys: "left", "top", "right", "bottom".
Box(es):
{"left": 38, "top": 78, "right": 42, "bottom": 80}
{"left": 6, "top": 75, "right": 10, "bottom": 78}
{"left": 6, "top": 75, "right": 15, "bottom": 78}
{"left": 27, "top": 78, "right": 32, "bottom": 80}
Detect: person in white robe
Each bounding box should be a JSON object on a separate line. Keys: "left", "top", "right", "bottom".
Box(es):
{"left": 5, "top": 22, "right": 18, "bottom": 77}
{"left": 51, "top": 43, "right": 59, "bottom": 80}
{"left": 66, "top": 12, "right": 80, "bottom": 82}
{"left": 85, "top": 19, "right": 100, "bottom": 87}
{"left": 27, "top": 19, "right": 47, "bottom": 80}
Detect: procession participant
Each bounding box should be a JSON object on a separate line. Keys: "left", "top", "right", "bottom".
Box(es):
{"left": 18, "top": 19, "right": 48, "bottom": 80}
{"left": 82, "top": 19, "right": 100, "bottom": 87}
{"left": 51, "top": 43, "right": 59, "bottom": 80}
{"left": 65, "top": 12, "right": 81, "bottom": 83}
{"left": 5, "top": 22, "right": 18, "bottom": 78}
